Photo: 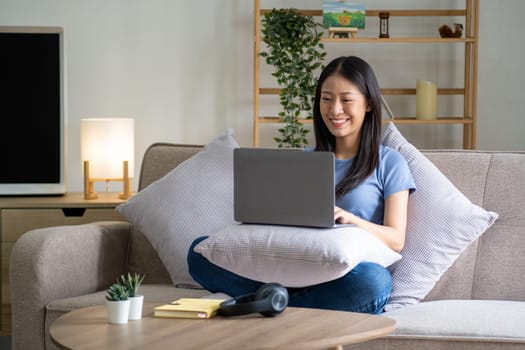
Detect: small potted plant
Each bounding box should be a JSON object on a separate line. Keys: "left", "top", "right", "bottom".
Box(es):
{"left": 119, "top": 272, "right": 146, "bottom": 320}
{"left": 105, "top": 282, "right": 130, "bottom": 324}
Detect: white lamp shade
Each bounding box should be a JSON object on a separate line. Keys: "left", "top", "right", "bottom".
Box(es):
{"left": 81, "top": 118, "right": 134, "bottom": 179}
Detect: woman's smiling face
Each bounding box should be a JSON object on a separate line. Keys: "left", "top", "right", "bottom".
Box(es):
{"left": 320, "top": 73, "right": 370, "bottom": 140}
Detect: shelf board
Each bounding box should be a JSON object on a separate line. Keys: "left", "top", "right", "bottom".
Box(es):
{"left": 382, "top": 88, "right": 465, "bottom": 95}
{"left": 389, "top": 118, "right": 473, "bottom": 124}
{"left": 260, "top": 9, "right": 467, "bottom": 17}
{"left": 259, "top": 117, "right": 312, "bottom": 124}
{"left": 260, "top": 88, "right": 465, "bottom": 95}
{"left": 258, "top": 117, "right": 473, "bottom": 125}
{"left": 321, "top": 37, "right": 475, "bottom": 43}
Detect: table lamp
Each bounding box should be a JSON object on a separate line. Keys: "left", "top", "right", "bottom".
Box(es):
{"left": 80, "top": 118, "right": 134, "bottom": 200}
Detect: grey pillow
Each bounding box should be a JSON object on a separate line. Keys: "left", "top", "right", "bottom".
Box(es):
{"left": 116, "top": 129, "right": 238, "bottom": 285}
{"left": 381, "top": 122, "right": 498, "bottom": 310}
{"left": 194, "top": 223, "right": 401, "bottom": 287}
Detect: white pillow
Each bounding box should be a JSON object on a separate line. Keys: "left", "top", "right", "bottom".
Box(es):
{"left": 116, "top": 129, "right": 238, "bottom": 285}
{"left": 381, "top": 122, "right": 498, "bottom": 311}
{"left": 193, "top": 223, "right": 401, "bottom": 288}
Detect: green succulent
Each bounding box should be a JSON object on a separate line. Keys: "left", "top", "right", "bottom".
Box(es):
{"left": 119, "top": 272, "right": 146, "bottom": 297}
{"left": 106, "top": 282, "right": 129, "bottom": 301}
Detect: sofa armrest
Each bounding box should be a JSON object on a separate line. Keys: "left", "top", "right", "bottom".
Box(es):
{"left": 9, "top": 221, "right": 131, "bottom": 350}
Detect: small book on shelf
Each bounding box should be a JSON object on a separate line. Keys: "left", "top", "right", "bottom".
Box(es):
{"left": 153, "top": 298, "right": 226, "bottom": 319}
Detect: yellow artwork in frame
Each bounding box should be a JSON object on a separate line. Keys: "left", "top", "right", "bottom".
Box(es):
{"left": 322, "top": 1, "right": 366, "bottom": 29}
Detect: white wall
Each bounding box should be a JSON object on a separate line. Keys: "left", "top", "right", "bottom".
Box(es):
{"left": 1, "top": 0, "right": 523, "bottom": 192}
{"left": 477, "top": 1, "right": 525, "bottom": 151}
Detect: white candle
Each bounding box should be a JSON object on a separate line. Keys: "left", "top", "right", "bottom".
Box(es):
{"left": 416, "top": 80, "right": 437, "bottom": 120}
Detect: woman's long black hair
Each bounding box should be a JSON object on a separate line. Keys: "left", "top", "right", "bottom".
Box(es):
{"left": 313, "top": 56, "right": 382, "bottom": 199}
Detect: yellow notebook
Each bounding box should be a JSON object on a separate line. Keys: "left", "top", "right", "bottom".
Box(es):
{"left": 153, "top": 298, "right": 226, "bottom": 319}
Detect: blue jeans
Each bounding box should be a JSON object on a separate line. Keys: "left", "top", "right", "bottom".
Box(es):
{"left": 187, "top": 236, "right": 392, "bottom": 314}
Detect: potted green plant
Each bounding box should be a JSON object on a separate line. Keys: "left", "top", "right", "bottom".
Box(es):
{"left": 105, "top": 282, "right": 130, "bottom": 324}
{"left": 260, "top": 8, "right": 326, "bottom": 148}
{"left": 119, "top": 272, "right": 146, "bottom": 320}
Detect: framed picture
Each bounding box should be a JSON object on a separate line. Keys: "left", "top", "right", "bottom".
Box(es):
{"left": 322, "top": 1, "right": 366, "bottom": 29}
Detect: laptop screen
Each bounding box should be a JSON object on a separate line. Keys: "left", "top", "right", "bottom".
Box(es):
{"left": 233, "top": 148, "right": 336, "bottom": 228}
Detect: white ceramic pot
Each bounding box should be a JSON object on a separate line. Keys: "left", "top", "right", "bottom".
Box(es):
{"left": 106, "top": 299, "right": 130, "bottom": 324}
{"left": 128, "top": 295, "right": 144, "bottom": 320}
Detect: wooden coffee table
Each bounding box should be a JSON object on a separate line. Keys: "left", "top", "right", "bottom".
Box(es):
{"left": 50, "top": 303, "right": 395, "bottom": 350}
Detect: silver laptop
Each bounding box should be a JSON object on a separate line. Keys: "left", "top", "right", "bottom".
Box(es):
{"left": 233, "top": 147, "right": 337, "bottom": 228}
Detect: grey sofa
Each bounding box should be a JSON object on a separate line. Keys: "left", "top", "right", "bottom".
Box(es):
{"left": 10, "top": 142, "right": 525, "bottom": 350}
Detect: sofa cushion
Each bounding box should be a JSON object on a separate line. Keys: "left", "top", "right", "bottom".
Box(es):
{"left": 116, "top": 129, "right": 238, "bottom": 285}
{"left": 473, "top": 153, "right": 525, "bottom": 300}
{"left": 385, "top": 300, "right": 525, "bottom": 342}
{"left": 420, "top": 151, "right": 491, "bottom": 301}
{"left": 194, "top": 223, "right": 401, "bottom": 287}
{"left": 125, "top": 227, "right": 172, "bottom": 284}
{"left": 381, "top": 123, "right": 499, "bottom": 311}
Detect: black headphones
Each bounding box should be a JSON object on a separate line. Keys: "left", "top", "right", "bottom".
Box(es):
{"left": 218, "top": 283, "right": 289, "bottom": 317}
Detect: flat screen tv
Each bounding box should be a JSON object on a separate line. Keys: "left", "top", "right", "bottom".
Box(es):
{"left": 0, "top": 26, "right": 66, "bottom": 195}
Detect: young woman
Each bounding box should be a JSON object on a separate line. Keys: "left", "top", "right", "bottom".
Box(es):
{"left": 187, "top": 56, "right": 415, "bottom": 314}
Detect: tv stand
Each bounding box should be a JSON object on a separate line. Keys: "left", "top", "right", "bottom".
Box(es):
{"left": 0, "top": 192, "right": 128, "bottom": 335}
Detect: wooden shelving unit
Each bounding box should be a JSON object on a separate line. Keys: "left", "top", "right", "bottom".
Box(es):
{"left": 253, "top": 0, "right": 479, "bottom": 149}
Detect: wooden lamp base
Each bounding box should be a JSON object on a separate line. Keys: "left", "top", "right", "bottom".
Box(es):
{"left": 83, "top": 160, "right": 132, "bottom": 200}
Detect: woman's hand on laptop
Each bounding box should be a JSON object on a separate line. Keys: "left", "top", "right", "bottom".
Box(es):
{"left": 334, "top": 206, "right": 358, "bottom": 225}
{"left": 334, "top": 200, "right": 407, "bottom": 253}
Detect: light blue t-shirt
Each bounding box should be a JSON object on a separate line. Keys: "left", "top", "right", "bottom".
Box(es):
{"left": 335, "top": 145, "right": 415, "bottom": 225}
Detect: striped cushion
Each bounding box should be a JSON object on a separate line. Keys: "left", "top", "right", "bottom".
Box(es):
{"left": 194, "top": 224, "right": 401, "bottom": 287}
{"left": 117, "top": 129, "right": 238, "bottom": 286}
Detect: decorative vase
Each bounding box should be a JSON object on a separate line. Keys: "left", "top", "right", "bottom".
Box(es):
{"left": 106, "top": 299, "right": 130, "bottom": 324}
{"left": 128, "top": 295, "right": 144, "bottom": 320}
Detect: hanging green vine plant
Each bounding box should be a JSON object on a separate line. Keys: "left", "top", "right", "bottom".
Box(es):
{"left": 260, "top": 8, "right": 326, "bottom": 148}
